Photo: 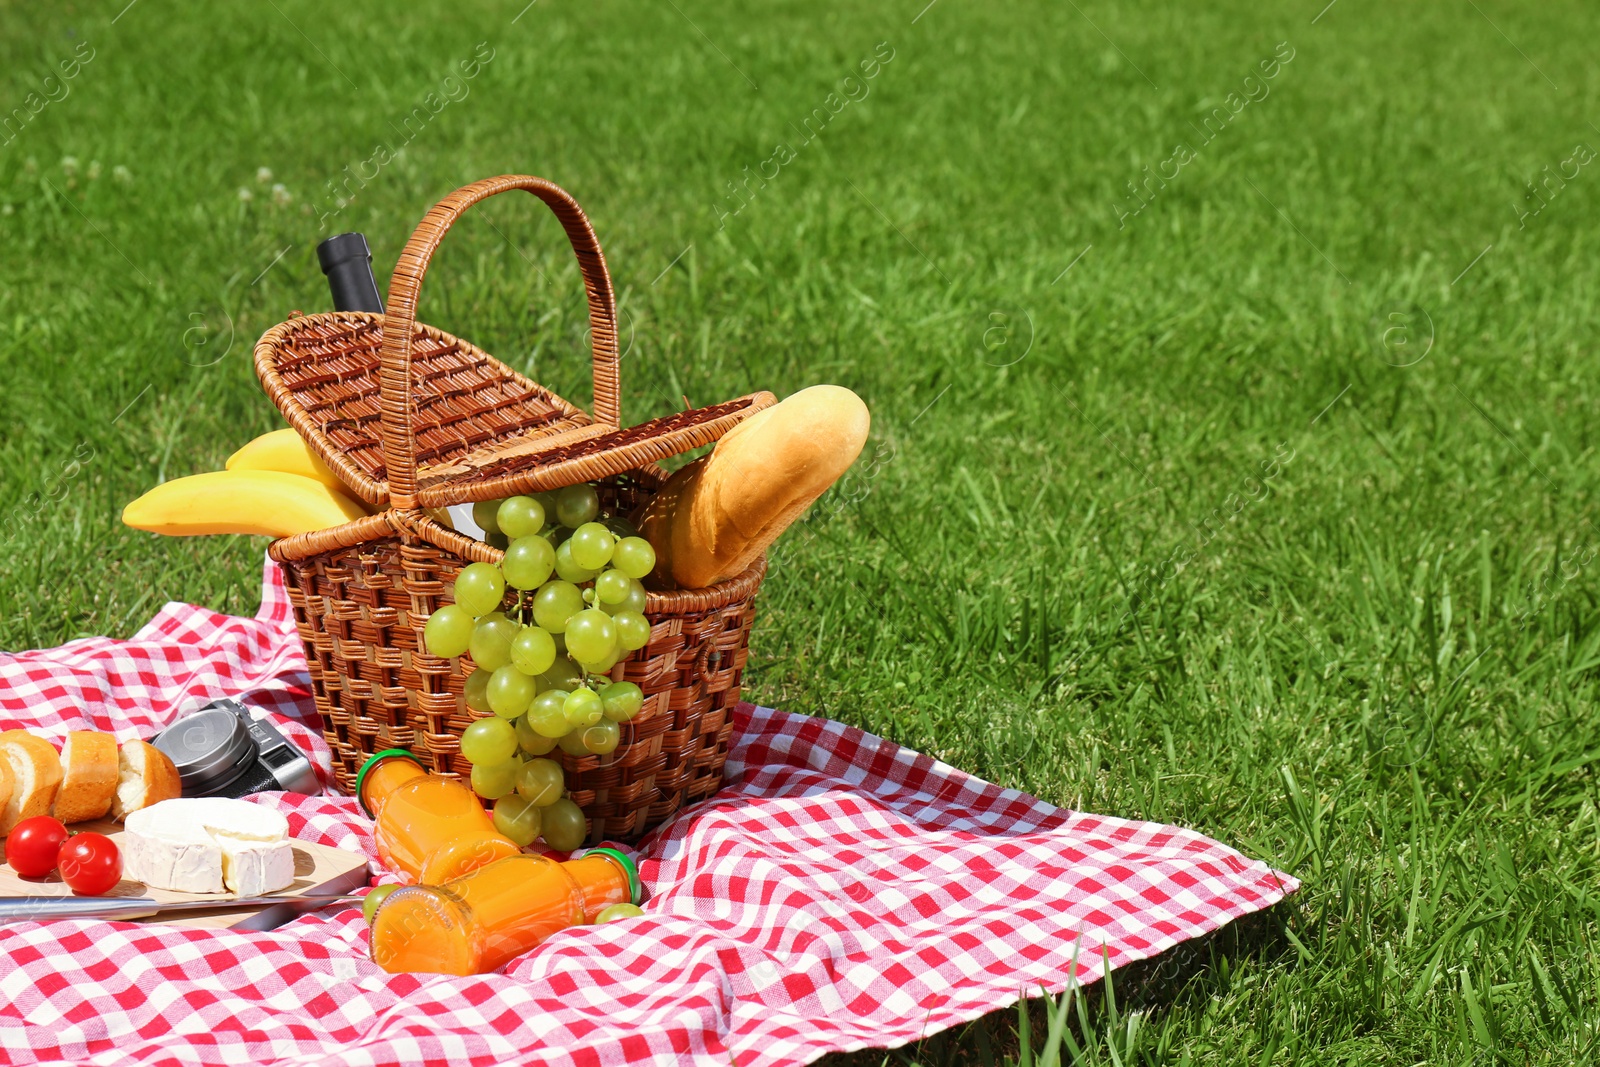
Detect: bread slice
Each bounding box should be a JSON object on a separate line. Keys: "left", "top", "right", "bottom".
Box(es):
{"left": 111, "top": 740, "right": 182, "bottom": 820}
{"left": 0, "top": 731, "right": 65, "bottom": 835}
{"left": 0, "top": 757, "right": 13, "bottom": 825}
{"left": 52, "top": 731, "right": 119, "bottom": 824}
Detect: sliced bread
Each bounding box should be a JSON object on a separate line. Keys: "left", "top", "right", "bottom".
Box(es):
{"left": 52, "top": 731, "right": 119, "bottom": 824}
{"left": 110, "top": 739, "right": 181, "bottom": 820}
{"left": 0, "top": 731, "right": 65, "bottom": 836}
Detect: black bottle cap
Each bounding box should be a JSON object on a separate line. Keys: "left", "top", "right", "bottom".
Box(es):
{"left": 316, "top": 232, "right": 385, "bottom": 313}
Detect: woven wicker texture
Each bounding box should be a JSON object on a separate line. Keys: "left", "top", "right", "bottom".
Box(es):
{"left": 255, "top": 312, "right": 772, "bottom": 510}
{"left": 255, "top": 313, "right": 587, "bottom": 505}
{"left": 256, "top": 176, "right": 771, "bottom": 843}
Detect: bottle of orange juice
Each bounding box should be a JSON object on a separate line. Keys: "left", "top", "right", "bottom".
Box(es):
{"left": 356, "top": 748, "right": 522, "bottom": 883}
{"left": 370, "top": 849, "right": 640, "bottom": 975}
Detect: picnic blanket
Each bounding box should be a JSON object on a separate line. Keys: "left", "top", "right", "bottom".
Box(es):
{"left": 0, "top": 558, "right": 1297, "bottom": 1066}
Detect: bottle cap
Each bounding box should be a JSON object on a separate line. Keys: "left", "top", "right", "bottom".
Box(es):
{"left": 316, "top": 232, "right": 385, "bottom": 313}
{"left": 316, "top": 232, "right": 372, "bottom": 274}
{"left": 584, "top": 847, "right": 643, "bottom": 906}
{"left": 355, "top": 748, "right": 422, "bottom": 818}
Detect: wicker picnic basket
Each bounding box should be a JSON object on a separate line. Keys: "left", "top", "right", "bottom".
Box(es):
{"left": 253, "top": 175, "right": 775, "bottom": 843}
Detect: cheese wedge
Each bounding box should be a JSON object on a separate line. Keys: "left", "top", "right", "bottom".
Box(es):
{"left": 122, "top": 798, "right": 296, "bottom": 896}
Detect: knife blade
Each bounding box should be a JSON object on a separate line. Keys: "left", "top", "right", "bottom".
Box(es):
{"left": 232, "top": 864, "right": 373, "bottom": 931}
{"left": 0, "top": 891, "right": 364, "bottom": 925}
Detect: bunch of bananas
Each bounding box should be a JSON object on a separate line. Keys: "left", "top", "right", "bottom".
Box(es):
{"left": 122, "top": 429, "right": 373, "bottom": 539}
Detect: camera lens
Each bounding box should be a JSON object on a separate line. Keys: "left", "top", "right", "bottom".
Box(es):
{"left": 152, "top": 706, "right": 258, "bottom": 796}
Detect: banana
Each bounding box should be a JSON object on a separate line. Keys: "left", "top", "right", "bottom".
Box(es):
{"left": 122, "top": 470, "right": 369, "bottom": 538}
{"left": 226, "top": 428, "right": 346, "bottom": 491}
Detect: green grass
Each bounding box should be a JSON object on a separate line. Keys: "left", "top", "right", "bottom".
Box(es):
{"left": 3, "top": 0, "right": 1599, "bottom": 1061}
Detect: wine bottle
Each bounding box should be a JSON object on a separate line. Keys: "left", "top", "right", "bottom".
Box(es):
{"left": 316, "top": 232, "right": 385, "bottom": 313}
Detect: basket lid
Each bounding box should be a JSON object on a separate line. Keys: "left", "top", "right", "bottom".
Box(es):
{"left": 254, "top": 176, "right": 773, "bottom": 510}
{"left": 255, "top": 309, "right": 772, "bottom": 507}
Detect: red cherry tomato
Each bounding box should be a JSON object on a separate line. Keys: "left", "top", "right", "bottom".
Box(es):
{"left": 5, "top": 816, "right": 70, "bottom": 878}
{"left": 57, "top": 833, "right": 122, "bottom": 896}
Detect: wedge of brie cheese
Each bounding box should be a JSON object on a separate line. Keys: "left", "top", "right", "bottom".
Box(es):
{"left": 122, "top": 798, "right": 296, "bottom": 896}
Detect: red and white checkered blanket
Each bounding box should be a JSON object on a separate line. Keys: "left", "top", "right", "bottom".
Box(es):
{"left": 0, "top": 559, "right": 1297, "bottom": 1066}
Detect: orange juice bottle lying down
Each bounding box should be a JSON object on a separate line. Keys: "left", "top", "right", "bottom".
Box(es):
{"left": 357, "top": 749, "right": 522, "bottom": 883}
{"left": 370, "top": 848, "right": 642, "bottom": 975}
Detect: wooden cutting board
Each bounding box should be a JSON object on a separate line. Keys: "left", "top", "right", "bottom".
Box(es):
{"left": 0, "top": 819, "right": 371, "bottom": 929}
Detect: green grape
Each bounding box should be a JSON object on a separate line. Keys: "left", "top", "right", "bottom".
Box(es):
{"left": 497, "top": 496, "right": 546, "bottom": 539}
{"left": 554, "top": 484, "right": 600, "bottom": 528}
{"left": 555, "top": 540, "right": 602, "bottom": 583}
{"left": 563, "top": 687, "right": 605, "bottom": 728}
{"left": 613, "top": 611, "right": 650, "bottom": 651}
{"left": 471, "top": 756, "right": 522, "bottom": 800}
{"left": 526, "top": 690, "right": 571, "bottom": 738}
{"left": 570, "top": 522, "right": 616, "bottom": 570}
{"left": 486, "top": 531, "right": 510, "bottom": 550}
{"left": 551, "top": 631, "right": 568, "bottom": 656}
{"left": 453, "top": 562, "right": 506, "bottom": 617}
{"left": 581, "top": 719, "right": 620, "bottom": 755}
{"left": 502, "top": 535, "right": 557, "bottom": 590}
{"left": 578, "top": 648, "right": 622, "bottom": 676}
{"left": 516, "top": 758, "right": 565, "bottom": 806}
{"left": 533, "top": 581, "right": 586, "bottom": 633}
{"left": 464, "top": 669, "right": 493, "bottom": 714}
{"left": 487, "top": 665, "right": 536, "bottom": 719}
{"left": 492, "top": 793, "right": 543, "bottom": 846}
{"left": 460, "top": 716, "right": 518, "bottom": 764}
{"left": 363, "top": 884, "right": 399, "bottom": 925}
{"left": 539, "top": 655, "right": 582, "bottom": 691}
{"left": 424, "top": 605, "right": 475, "bottom": 657}
{"left": 544, "top": 524, "right": 572, "bottom": 548}
{"left": 611, "top": 537, "right": 657, "bottom": 581}
{"left": 541, "top": 798, "right": 588, "bottom": 850}
{"left": 558, "top": 729, "right": 592, "bottom": 756}
{"left": 599, "top": 578, "right": 648, "bottom": 617}
{"left": 565, "top": 609, "right": 618, "bottom": 664}
{"left": 509, "top": 625, "right": 556, "bottom": 677}
{"left": 468, "top": 613, "right": 519, "bottom": 671}
{"left": 603, "top": 516, "right": 638, "bottom": 540}
{"left": 582, "top": 587, "right": 597, "bottom": 606}
{"left": 516, "top": 713, "right": 560, "bottom": 755}
{"left": 594, "top": 569, "right": 632, "bottom": 605}
{"left": 472, "top": 499, "right": 504, "bottom": 536}
{"left": 596, "top": 902, "right": 644, "bottom": 923}
{"left": 601, "top": 681, "right": 644, "bottom": 722}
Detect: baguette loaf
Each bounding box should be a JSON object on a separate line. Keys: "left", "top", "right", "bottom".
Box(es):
{"left": 0, "top": 731, "right": 64, "bottom": 835}
{"left": 638, "top": 385, "right": 870, "bottom": 589}
{"left": 52, "top": 731, "right": 119, "bottom": 824}
{"left": 111, "top": 739, "right": 182, "bottom": 819}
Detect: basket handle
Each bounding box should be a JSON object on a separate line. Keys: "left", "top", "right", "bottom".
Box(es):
{"left": 379, "top": 175, "right": 621, "bottom": 508}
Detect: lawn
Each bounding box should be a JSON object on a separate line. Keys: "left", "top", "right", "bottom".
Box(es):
{"left": 2, "top": 0, "right": 1598, "bottom": 1062}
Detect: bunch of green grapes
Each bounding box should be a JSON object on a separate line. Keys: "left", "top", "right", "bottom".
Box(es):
{"left": 420, "top": 482, "right": 655, "bottom": 851}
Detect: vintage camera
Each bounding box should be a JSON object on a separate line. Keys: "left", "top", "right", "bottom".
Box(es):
{"left": 151, "top": 698, "right": 320, "bottom": 798}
